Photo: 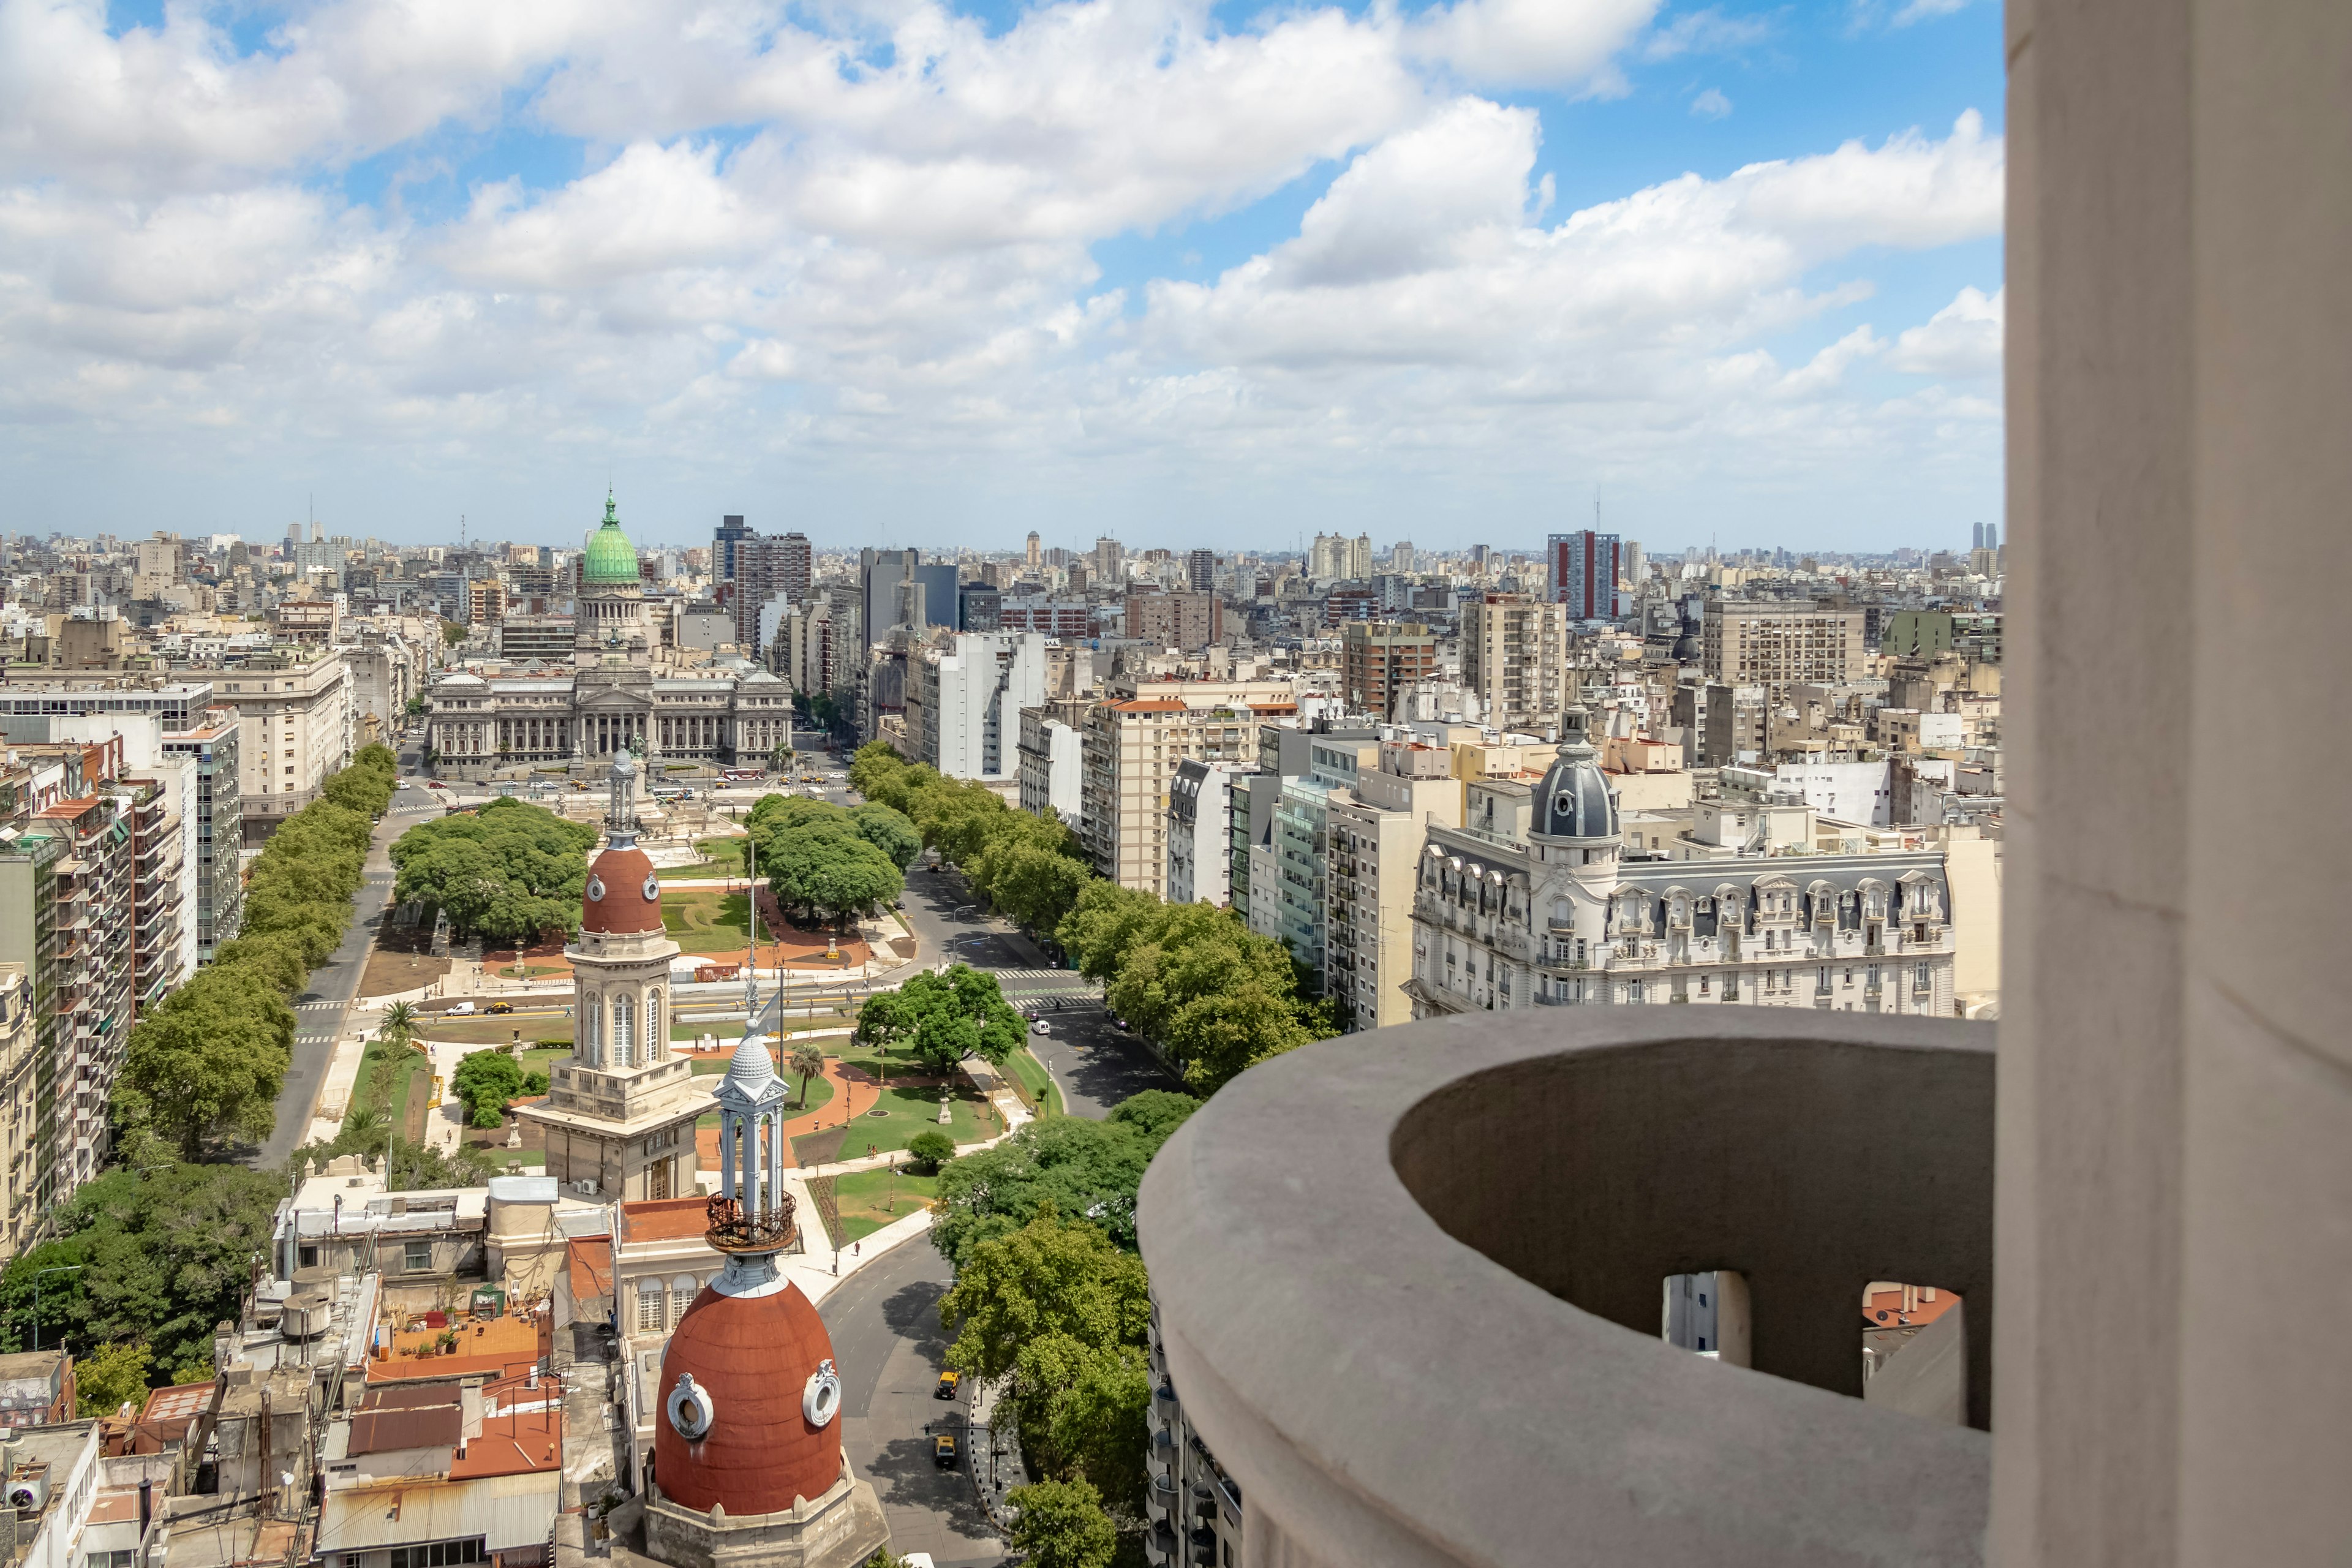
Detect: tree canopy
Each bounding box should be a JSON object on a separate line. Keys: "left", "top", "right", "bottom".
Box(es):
{"left": 1005, "top": 1477, "right": 1118, "bottom": 1568}
{"left": 854, "top": 965, "right": 1025, "bottom": 1076}
{"left": 930, "top": 1090, "right": 1196, "bottom": 1265}
{"left": 451, "top": 1050, "right": 537, "bottom": 1129}
{"left": 940, "top": 1209, "right": 1152, "bottom": 1521}
{"left": 117, "top": 746, "right": 396, "bottom": 1157}
{"left": 744, "top": 794, "right": 903, "bottom": 933}
{"left": 0, "top": 1163, "right": 285, "bottom": 1380}
{"left": 390, "top": 797, "right": 596, "bottom": 943}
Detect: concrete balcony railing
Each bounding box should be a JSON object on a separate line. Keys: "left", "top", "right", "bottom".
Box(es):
{"left": 1138, "top": 1008, "right": 1994, "bottom": 1567}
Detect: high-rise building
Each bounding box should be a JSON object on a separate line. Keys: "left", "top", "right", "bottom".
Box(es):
{"left": 1701, "top": 601, "right": 1869, "bottom": 688}
{"left": 858, "top": 548, "right": 918, "bottom": 647}
{"left": 1548, "top": 530, "right": 1621, "bottom": 620}
{"left": 1185, "top": 549, "right": 1216, "bottom": 594}
{"left": 1079, "top": 677, "right": 1292, "bottom": 895}
{"left": 1093, "top": 537, "right": 1122, "bottom": 581}
{"left": 162, "top": 714, "right": 243, "bottom": 962}
{"left": 905, "top": 633, "right": 1050, "bottom": 783}
{"left": 1026, "top": 532, "right": 1042, "bottom": 570}
{"left": 1124, "top": 592, "right": 1223, "bottom": 652}
{"left": 1340, "top": 621, "right": 1437, "bottom": 720}
{"left": 714, "top": 514, "right": 753, "bottom": 584}
{"left": 1390, "top": 541, "right": 1416, "bottom": 574}
{"left": 1462, "top": 594, "right": 1567, "bottom": 734}
{"left": 1167, "top": 760, "right": 1240, "bottom": 906}
{"left": 1325, "top": 740, "right": 1463, "bottom": 1031}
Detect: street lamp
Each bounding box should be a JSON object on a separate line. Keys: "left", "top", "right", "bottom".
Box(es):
{"left": 29, "top": 1265, "right": 83, "bottom": 1352}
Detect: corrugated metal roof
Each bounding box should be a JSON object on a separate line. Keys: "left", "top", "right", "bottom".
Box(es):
{"left": 317, "top": 1472, "right": 560, "bottom": 1555}
{"left": 349, "top": 1406, "right": 461, "bottom": 1457}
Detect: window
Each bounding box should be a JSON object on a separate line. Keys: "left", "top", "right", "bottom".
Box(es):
{"left": 403, "top": 1240, "right": 432, "bottom": 1273}
{"left": 1916, "top": 962, "right": 1933, "bottom": 992}
{"left": 89, "top": 1550, "right": 134, "bottom": 1568}
{"left": 388, "top": 1541, "right": 484, "bottom": 1568}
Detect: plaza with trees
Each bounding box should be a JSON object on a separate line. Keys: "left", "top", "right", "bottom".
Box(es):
{"left": 390, "top": 796, "right": 597, "bottom": 944}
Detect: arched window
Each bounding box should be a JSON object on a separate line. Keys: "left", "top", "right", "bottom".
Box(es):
{"left": 669, "top": 1273, "right": 698, "bottom": 1327}
{"left": 581, "top": 1000, "right": 601, "bottom": 1066}
{"left": 636, "top": 1280, "right": 664, "bottom": 1333}
{"left": 647, "top": 990, "right": 663, "bottom": 1058}
{"left": 612, "top": 995, "right": 635, "bottom": 1067}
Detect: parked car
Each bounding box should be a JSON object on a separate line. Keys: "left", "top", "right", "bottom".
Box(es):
{"left": 934, "top": 1371, "right": 960, "bottom": 1400}
{"left": 485, "top": 1001, "right": 513, "bottom": 1016}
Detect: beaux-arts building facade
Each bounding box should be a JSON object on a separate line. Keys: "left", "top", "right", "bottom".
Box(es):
{"left": 424, "top": 498, "right": 797, "bottom": 782}
{"left": 1405, "top": 710, "right": 1958, "bottom": 1019}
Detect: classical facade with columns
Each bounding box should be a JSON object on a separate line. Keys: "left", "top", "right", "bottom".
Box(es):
{"left": 517, "top": 750, "right": 708, "bottom": 1200}
{"left": 424, "top": 498, "right": 799, "bottom": 782}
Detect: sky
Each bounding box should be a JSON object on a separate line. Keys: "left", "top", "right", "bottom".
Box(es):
{"left": 0, "top": 0, "right": 2006, "bottom": 555}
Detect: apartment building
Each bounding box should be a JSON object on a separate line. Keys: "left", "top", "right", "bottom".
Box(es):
{"left": 1547, "top": 530, "right": 1621, "bottom": 620}
{"left": 0, "top": 968, "right": 33, "bottom": 1265}
{"left": 1079, "top": 679, "right": 1294, "bottom": 895}
{"left": 161, "top": 713, "right": 243, "bottom": 960}
{"left": 1340, "top": 621, "right": 1438, "bottom": 720}
{"left": 1016, "top": 701, "right": 1086, "bottom": 826}
{"left": 905, "top": 631, "right": 1050, "bottom": 785}
{"left": 466, "top": 578, "right": 508, "bottom": 625}
{"left": 1702, "top": 600, "right": 1868, "bottom": 687}
{"left": 1256, "top": 733, "right": 1382, "bottom": 994}
{"left": 1406, "top": 713, "right": 1964, "bottom": 1022}
{"left": 1461, "top": 594, "right": 1567, "bottom": 735}
{"left": 190, "top": 647, "right": 353, "bottom": 843}
{"left": 1123, "top": 592, "right": 1223, "bottom": 653}
{"left": 1166, "top": 760, "right": 1239, "bottom": 906}
{"left": 1325, "top": 741, "right": 1464, "bottom": 1031}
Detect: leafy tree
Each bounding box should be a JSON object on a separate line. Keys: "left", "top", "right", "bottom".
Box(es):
{"left": 905, "top": 1129, "right": 955, "bottom": 1174}
{"left": 938, "top": 1209, "right": 1150, "bottom": 1387}
{"left": 1054, "top": 882, "right": 1164, "bottom": 981}
{"left": 440, "top": 619, "right": 467, "bottom": 647}
{"left": 787, "top": 1041, "right": 825, "bottom": 1107}
{"left": 1016, "top": 1336, "right": 1151, "bottom": 1515}
{"left": 930, "top": 1109, "right": 1172, "bottom": 1265}
{"left": 1104, "top": 1090, "right": 1199, "bottom": 1144}
{"left": 121, "top": 965, "right": 296, "bottom": 1156}
{"left": 761, "top": 817, "right": 902, "bottom": 937}
{"left": 854, "top": 965, "right": 1023, "bottom": 1075}
{"left": 391, "top": 797, "right": 596, "bottom": 943}
{"left": 848, "top": 803, "right": 921, "bottom": 871}
{"left": 1164, "top": 981, "right": 1317, "bottom": 1095}
{"left": 1003, "top": 1477, "right": 1117, "bottom": 1568}
{"left": 847, "top": 741, "right": 907, "bottom": 801}
{"left": 75, "top": 1340, "right": 152, "bottom": 1419}
{"left": 451, "top": 1050, "right": 526, "bottom": 1129}
{"left": 0, "top": 1163, "right": 284, "bottom": 1374}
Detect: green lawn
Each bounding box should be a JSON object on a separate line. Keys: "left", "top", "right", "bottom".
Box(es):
{"left": 818, "top": 1082, "right": 995, "bottom": 1164}
{"left": 419, "top": 1015, "right": 839, "bottom": 1049}
{"left": 692, "top": 1052, "right": 836, "bottom": 1115}
{"left": 662, "top": 887, "right": 753, "bottom": 951}
{"left": 831, "top": 1167, "right": 940, "bottom": 1243}
{"left": 1003, "top": 1046, "right": 1061, "bottom": 1117}
{"left": 657, "top": 861, "right": 741, "bottom": 881}
{"left": 346, "top": 1039, "right": 432, "bottom": 1130}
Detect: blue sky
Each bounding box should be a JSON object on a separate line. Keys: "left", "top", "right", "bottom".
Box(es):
{"left": 2, "top": 0, "right": 2007, "bottom": 555}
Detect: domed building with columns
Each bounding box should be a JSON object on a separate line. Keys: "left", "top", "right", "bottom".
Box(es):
{"left": 424, "top": 496, "right": 801, "bottom": 783}
{"left": 516, "top": 750, "right": 709, "bottom": 1200}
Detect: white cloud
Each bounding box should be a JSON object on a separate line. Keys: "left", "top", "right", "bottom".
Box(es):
{"left": 1890, "top": 284, "right": 2002, "bottom": 377}
{"left": 1409, "top": 0, "right": 1660, "bottom": 92}
{"left": 1643, "top": 7, "right": 1773, "bottom": 60}
{"left": 1691, "top": 87, "right": 1733, "bottom": 119}
{"left": 1892, "top": 0, "right": 1975, "bottom": 24}
{"left": 0, "top": 0, "right": 2003, "bottom": 539}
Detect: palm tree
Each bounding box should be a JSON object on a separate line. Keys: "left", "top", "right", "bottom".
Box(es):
{"left": 788, "top": 1041, "right": 825, "bottom": 1107}
{"left": 380, "top": 1000, "right": 420, "bottom": 1054}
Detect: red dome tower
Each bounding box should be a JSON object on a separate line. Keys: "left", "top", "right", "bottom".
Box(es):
{"left": 643, "top": 1041, "right": 888, "bottom": 1568}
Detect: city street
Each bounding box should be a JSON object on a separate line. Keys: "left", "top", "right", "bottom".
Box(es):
{"left": 819, "top": 1240, "right": 1005, "bottom": 1568}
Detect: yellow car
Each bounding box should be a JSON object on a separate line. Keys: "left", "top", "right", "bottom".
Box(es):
{"left": 933, "top": 1433, "right": 958, "bottom": 1469}
{"left": 934, "top": 1371, "right": 960, "bottom": 1400}
{"left": 485, "top": 1001, "right": 514, "bottom": 1015}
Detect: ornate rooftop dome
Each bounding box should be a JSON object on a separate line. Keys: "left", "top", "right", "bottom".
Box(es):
{"left": 1532, "top": 706, "right": 1619, "bottom": 842}
{"left": 582, "top": 845, "right": 662, "bottom": 935}
{"left": 652, "top": 1272, "right": 845, "bottom": 1516}
{"left": 581, "top": 492, "right": 641, "bottom": 587}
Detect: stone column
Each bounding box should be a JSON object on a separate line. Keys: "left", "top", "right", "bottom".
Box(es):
{"left": 719, "top": 1109, "right": 735, "bottom": 1197}
{"left": 1999, "top": 0, "right": 2352, "bottom": 1561}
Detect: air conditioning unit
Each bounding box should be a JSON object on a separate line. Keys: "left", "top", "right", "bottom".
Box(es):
{"left": 572, "top": 1180, "right": 598, "bottom": 1197}
{"left": 9, "top": 1464, "right": 50, "bottom": 1513}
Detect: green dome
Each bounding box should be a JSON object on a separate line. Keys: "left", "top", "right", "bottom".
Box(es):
{"left": 581, "top": 494, "right": 641, "bottom": 587}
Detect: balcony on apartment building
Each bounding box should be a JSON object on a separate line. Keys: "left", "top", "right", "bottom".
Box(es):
{"left": 1138, "top": 1007, "right": 1991, "bottom": 1566}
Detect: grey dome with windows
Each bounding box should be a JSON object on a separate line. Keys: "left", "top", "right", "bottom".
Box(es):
{"left": 1532, "top": 706, "right": 1619, "bottom": 842}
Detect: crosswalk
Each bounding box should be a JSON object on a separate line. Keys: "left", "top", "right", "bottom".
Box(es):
{"left": 987, "top": 968, "right": 1087, "bottom": 984}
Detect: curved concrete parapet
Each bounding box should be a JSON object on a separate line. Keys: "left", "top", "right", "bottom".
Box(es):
{"left": 1137, "top": 1008, "right": 1994, "bottom": 1568}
